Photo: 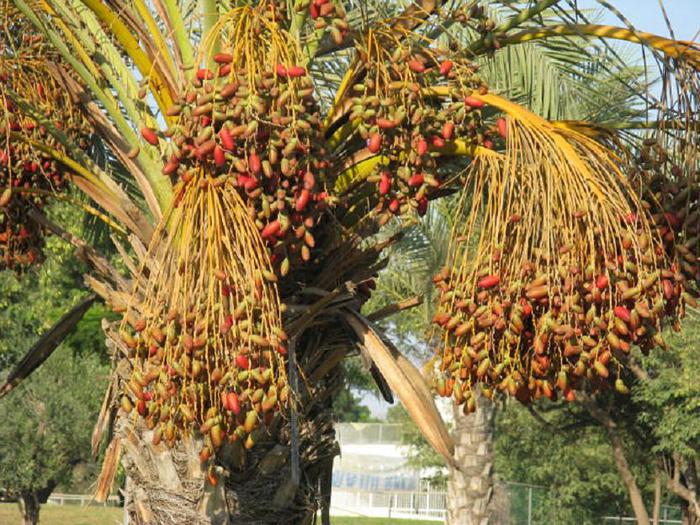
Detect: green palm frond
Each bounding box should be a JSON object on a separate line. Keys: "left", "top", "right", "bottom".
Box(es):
{"left": 480, "top": 40, "right": 646, "bottom": 123}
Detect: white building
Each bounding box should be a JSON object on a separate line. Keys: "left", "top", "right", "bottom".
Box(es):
{"left": 330, "top": 423, "right": 446, "bottom": 520}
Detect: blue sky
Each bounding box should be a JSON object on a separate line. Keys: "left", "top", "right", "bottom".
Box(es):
{"left": 576, "top": 0, "right": 699, "bottom": 41}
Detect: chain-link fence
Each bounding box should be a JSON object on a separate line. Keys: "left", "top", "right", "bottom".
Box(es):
{"left": 500, "top": 483, "right": 683, "bottom": 525}
{"left": 602, "top": 506, "right": 683, "bottom": 525}
{"left": 497, "top": 482, "right": 545, "bottom": 525}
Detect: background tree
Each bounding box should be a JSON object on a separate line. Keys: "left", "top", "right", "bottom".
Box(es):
{"left": 633, "top": 320, "right": 700, "bottom": 524}
{"left": 333, "top": 358, "right": 381, "bottom": 422}
{"left": 0, "top": 350, "right": 106, "bottom": 525}
{"left": 495, "top": 396, "right": 648, "bottom": 525}
{"left": 0, "top": 207, "right": 111, "bottom": 525}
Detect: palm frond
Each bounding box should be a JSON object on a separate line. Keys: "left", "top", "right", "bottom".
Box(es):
{"left": 0, "top": 294, "right": 97, "bottom": 398}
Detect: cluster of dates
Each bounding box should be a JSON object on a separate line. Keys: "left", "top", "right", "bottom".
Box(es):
{"left": 633, "top": 138, "right": 700, "bottom": 292}
{"left": 119, "top": 284, "right": 288, "bottom": 458}
{"left": 0, "top": 74, "right": 90, "bottom": 270}
{"left": 432, "top": 221, "right": 687, "bottom": 411}
{"left": 119, "top": 183, "right": 287, "bottom": 466}
{"left": 143, "top": 9, "right": 333, "bottom": 276}
{"left": 151, "top": 67, "right": 330, "bottom": 274}
{"left": 299, "top": 0, "right": 349, "bottom": 45}
{"left": 349, "top": 41, "right": 493, "bottom": 223}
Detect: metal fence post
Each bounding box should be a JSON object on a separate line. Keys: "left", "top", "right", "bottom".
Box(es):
{"left": 527, "top": 486, "right": 532, "bottom": 525}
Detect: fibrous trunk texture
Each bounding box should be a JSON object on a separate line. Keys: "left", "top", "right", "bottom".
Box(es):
{"left": 447, "top": 392, "right": 495, "bottom": 525}
{"left": 118, "top": 409, "right": 337, "bottom": 525}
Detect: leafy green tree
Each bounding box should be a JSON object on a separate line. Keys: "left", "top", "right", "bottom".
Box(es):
{"left": 637, "top": 320, "right": 700, "bottom": 463}
{"left": 494, "top": 398, "right": 645, "bottom": 524}
{"left": 0, "top": 350, "right": 106, "bottom": 525}
{"left": 634, "top": 320, "right": 700, "bottom": 523}
{"left": 0, "top": 205, "right": 111, "bottom": 525}
{"left": 333, "top": 387, "right": 376, "bottom": 422}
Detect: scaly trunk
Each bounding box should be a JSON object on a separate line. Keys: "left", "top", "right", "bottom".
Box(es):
{"left": 118, "top": 411, "right": 337, "bottom": 525}
{"left": 17, "top": 492, "right": 40, "bottom": 525}
{"left": 108, "top": 286, "right": 360, "bottom": 524}
{"left": 446, "top": 391, "right": 495, "bottom": 525}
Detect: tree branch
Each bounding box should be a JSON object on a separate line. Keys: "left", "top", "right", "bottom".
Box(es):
{"left": 579, "top": 394, "right": 650, "bottom": 525}
{"left": 27, "top": 208, "right": 129, "bottom": 291}
{"left": 666, "top": 456, "right": 700, "bottom": 518}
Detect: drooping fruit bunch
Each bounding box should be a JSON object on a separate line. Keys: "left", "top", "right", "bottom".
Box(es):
{"left": 344, "top": 23, "right": 492, "bottom": 224}
{"left": 631, "top": 138, "right": 700, "bottom": 294}
{"left": 636, "top": 49, "right": 700, "bottom": 290}
{"left": 118, "top": 179, "right": 287, "bottom": 461}
{"left": 150, "top": 3, "right": 333, "bottom": 276}
{"left": 431, "top": 111, "right": 688, "bottom": 411}
{"left": 299, "top": 0, "right": 349, "bottom": 45}
{"left": 0, "top": 51, "right": 91, "bottom": 270}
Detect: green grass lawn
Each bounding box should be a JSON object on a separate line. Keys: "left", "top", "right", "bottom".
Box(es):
{"left": 332, "top": 518, "right": 438, "bottom": 525}
{"left": 0, "top": 503, "right": 123, "bottom": 525}
{"left": 0, "top": 503, "right": 439, "bottom": 524}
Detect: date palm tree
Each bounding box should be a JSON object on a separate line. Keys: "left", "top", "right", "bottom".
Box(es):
{"left": 0, "top": 1, "right": 698, "bottom": 524}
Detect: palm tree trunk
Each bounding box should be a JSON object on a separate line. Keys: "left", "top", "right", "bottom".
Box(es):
{"left": 446, "top": 391, "right": 495, "bottom": 525}
{"left": 117, "top": 412, "right": 337, "bottom": 525}
{"left": 113, "top": 330, "right": 342, "bottom": 525}
{"left": 108, "top": 290, "right": 356, "bottom": 524}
